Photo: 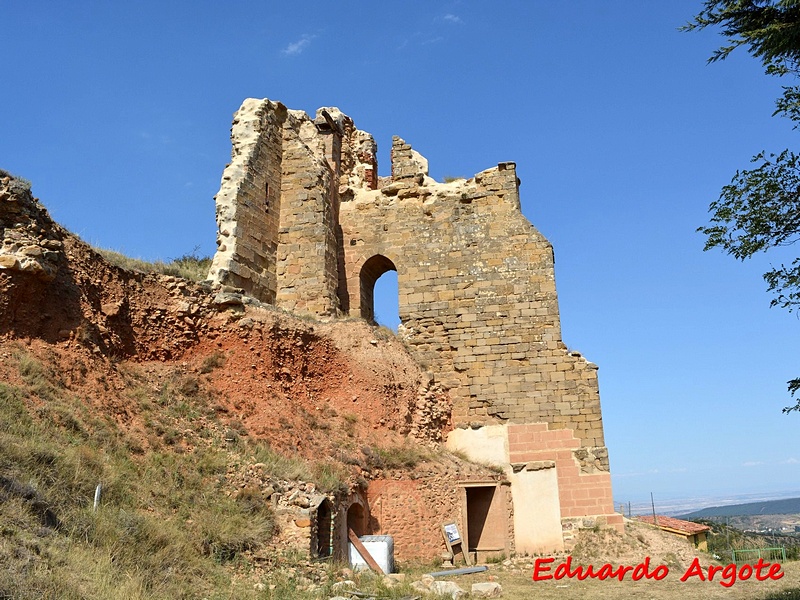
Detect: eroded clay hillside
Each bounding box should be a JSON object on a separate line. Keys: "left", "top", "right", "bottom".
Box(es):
{"left": 0, "top": 172, "right": 502, "bottom": 598}
{"left": 0, "top": 172, "right": 453, "bottom": 455}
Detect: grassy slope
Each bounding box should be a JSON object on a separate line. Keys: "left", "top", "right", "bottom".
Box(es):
{"left": 0, "top": 347, "right": 277, "bottom": 599}
{"left": 0, "top": 345, "right": 451, "bottom": 599}
{"left": 95, "top": 248, "right": 212, "bottom": 282}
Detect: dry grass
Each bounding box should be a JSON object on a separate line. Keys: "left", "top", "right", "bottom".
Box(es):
{"left": 96, "top": 247, "right": 212, "bottom": 281}
{"left": 4, "top": 348, "right": 798, "bottom": 599}
{"left": 249, "top": 442, "right": 349, "bottom": 494}
{"left": 0, "top": 349, "right": 280, "bottom": 598}
{"left": 492, "top": 559, "right": 800, "bottom": 600}
{"left": 365, "top": 442, "right": 432, "bottom": 469}
{"left": 482, "top": 523, "right": 800, "bottom": 600}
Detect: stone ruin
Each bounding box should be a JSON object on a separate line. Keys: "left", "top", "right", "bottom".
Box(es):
{"left": 209, "top": 98, "right": 622, "bottom": 559}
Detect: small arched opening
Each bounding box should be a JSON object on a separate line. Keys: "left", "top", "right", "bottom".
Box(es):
{"left": 359, "top": 255, "right": 397, "bottom": 324}
{"left": 347, "top": 501, "right": 367, "bottom": 537}
{"left": 373, "top": 270, "right": 400, "bottom": 331}
{"left": 315, "top": 498, "right": 333, "bottom": 558}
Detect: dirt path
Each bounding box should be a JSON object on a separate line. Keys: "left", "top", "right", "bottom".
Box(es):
{"left": 447, "top": 559, "right": 799, "bottom": 599}
{"left": 428, "top": 521, "right": 800, "bottom": 600}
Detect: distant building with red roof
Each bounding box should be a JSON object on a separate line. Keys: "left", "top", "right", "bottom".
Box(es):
{"left": 636, "top": 515, "right": 711, "bottom": 551}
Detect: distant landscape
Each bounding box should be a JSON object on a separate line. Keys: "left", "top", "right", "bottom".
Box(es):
{"left": 681, "top": 497, "right": 800, "bottom": 519}
{"left": 618, "top": 490, "right": 800, "bottom": 518}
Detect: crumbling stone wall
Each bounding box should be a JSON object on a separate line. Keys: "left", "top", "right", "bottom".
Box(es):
{"left": 210, "top": 101, "right": 349, "bottom": 315}
{"left": 340, "top": 138, "right": 605, "bottom": 450}
{"left": 209, "top": 99, "right": 618, "bottom": 550}
{"left": 0, "top": 172, "right": 64, "bottom": 282}
{"left": 211, "top": 99, "right": 284, "bottom": 304}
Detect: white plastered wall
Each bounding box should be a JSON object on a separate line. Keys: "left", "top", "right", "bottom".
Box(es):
{"left": 446, "top": 425, "right": 564, "bottom": 553}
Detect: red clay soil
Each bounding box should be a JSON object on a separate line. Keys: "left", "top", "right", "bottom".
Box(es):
{"left": 0, "top": 177, "right": 451, "bottom": 464}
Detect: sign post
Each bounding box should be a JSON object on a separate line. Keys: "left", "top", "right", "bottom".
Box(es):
{"left": 441, "top": 521, "right": 471, "bottom": 566}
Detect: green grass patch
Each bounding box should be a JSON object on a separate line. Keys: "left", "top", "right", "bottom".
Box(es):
{"left": 250, "top": 442, "right": 348, "bottom": 493}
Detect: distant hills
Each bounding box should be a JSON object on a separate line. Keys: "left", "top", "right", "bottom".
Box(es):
{"left": 680, "top": 497, "right": 800, "bottom": 519}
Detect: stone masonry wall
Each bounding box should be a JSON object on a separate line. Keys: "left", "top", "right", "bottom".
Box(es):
{"left": 274, "top": 110, "right": 342, "bottom": 316}
{"left": 210, "top": 98, "right": 285, "bottom": 303}
{"left": 340, "top": 137, "right": 606, "bottom": 455}
{"left": 208, "top": 99, "right": 618, "bottom": 546}
{"left": 210, "top": 101, "right": 348, "bottom": 316}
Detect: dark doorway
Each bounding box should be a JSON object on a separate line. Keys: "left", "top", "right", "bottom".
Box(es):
{"left": 347, "top": 502, "right": 367, "bottom": 537}
{"left": 316, "top": 498, "right": 332, "bottom": 558}
{"left": 464, "top": 484, "right": 507, "bottom": 555}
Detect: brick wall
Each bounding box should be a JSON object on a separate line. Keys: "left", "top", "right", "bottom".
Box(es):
{"left": 365, "top": 471, "right": 508, "bottom": 562}
{"left": 366, "top": 479, "right": 442, "bottom": 562}
{"left": 508, "top": 423, "right": 621, "bottom": 531}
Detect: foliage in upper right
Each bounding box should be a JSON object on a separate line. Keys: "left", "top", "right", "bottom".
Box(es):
{"left": 685, "top": 1, "right": 800, "bottom": 411}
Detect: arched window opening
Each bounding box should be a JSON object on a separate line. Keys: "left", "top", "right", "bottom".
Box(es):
{"left": 359, "top": 255, "right": 398, "bottom": 325}
{"left": 373, "top": 270, "right": 399, "bottom": 331}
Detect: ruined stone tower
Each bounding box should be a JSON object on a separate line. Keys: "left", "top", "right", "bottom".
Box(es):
{"left": 209, "top": 98, "right": 622, "bottom": 556}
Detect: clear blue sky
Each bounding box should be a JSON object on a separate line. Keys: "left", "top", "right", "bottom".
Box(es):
{"left": 3, "top": 1, "right": 799, "bottom": 508}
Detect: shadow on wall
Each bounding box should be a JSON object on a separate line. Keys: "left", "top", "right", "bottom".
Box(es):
{"left": 347, "top": 501, "right": 368, "bottom": 537}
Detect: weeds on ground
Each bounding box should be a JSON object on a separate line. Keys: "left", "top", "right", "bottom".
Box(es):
{"left": 0, "top": 349, "right": 281, "bottom": 598}
{"left": 259, "top": 561, "right": 426, "bottom": 600}
{"left": 96, "top": 247, "right": 211, "bottom": 281}
{"left": 485, "top": 552, "right": 508, "bottom": 564}
{"left": 374, "top": 325, "right": 398, "bottom": 339}
{"left": 199, "top": 351, "right": 226, "bottom": 374}
{"left": 341, "top": 412, "right": 359, "bottom": 437}
{"left": 250, "top": 442, "right": 348, "bottom": 493}
{"left": 363, "top": 442, "right": 432, "bottom": 469}
{"left": 0, "top": 168, "right": 32, "bottom": 192}
{"left": 761, "top": 590, "right": 800, "bottom": 600}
